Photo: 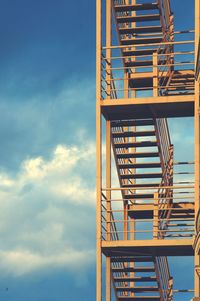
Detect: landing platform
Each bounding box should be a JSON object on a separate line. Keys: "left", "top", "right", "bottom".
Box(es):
{"left": 102, "top": 239, "right": 194, "bottom": 256}
{"left": 101, "top": 95, "right": 194, "bottom": 120}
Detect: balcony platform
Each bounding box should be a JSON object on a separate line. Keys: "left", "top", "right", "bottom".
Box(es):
{"left": 102, "top": 239, "right": 194, "bottom": 257}
{"left": 101, "top": 95, "right": 194, "bottom": 120}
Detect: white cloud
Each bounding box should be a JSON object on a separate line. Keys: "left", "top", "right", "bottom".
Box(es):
{"left": 0, "top": 143, "right": 96, "bottom": 277}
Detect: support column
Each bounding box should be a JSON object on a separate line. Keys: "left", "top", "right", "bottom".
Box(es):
{"left": 96, "top": 0, "right": 102, "bottom": 300}
{"left": 195, "top": 0, "right": 200, "bottom": 297}
{"left": 105, "top": 0, "right": 112, "bottom": 300}
{"left": 106, "top": 120, "right": 111, "bottom": 301}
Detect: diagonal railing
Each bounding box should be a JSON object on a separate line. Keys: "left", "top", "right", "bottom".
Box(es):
{"left": 158, "top": 0, "right": 172, "bottom": 34}
{"left": 154, "top": 256, "right": 173, "bottom": 301}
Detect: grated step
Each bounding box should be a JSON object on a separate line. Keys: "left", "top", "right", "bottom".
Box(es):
{"left": 111, "top": 257, "right": 153, "bottom": 263}
{"left": 118, "top": 162, "right": 161, "bottom": 169}
{"left": 121, "top": 37, "right": 162, "bottom": 46}
{"left": 120, "top": 172, "right": 162, "bottom": 179}
{"left": 116, "top": 152, "right": 159, "bottom": 159}
{"left": 124, "top": 193, "right": 154, "bottom": 199}
{"left": 119, "top": 26, "right": 162, "bottom": 35}
{"left": 118, "top": 297, "right": 160, "bottom": 301}
{"left": 111, "top": 119, "right": 154, "bottom": 127}
{"left": 114, "top": 3, "right": 159, "bottom": 12}
{"left": 123, "top": 49, "right": 156, "bottom": 57}
{"left": 112, "top": 267, "right": 155, "bottom": 273}
{"left": 114, "top": 141, "right": 158, "bottom": 148}
{"left": 112, "top": 130, "right": 156, "bottom": 138}
{"left": 116, "top": 286, "right": 159, "bottom": 293}
{"left": 122, "top": 183, "right": 160, "bottom": 188}
{"left": 114, "top": 276, "right": 157, "bottom": 282}
{"left": 116, "top": 14, "right": 160, "bottom": 23}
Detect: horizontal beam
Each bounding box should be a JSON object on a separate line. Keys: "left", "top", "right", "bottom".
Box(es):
{"left": 101, "top": 95, "right": 194, "bottom": 119}
{"left": 101, "top": 95, "right": 194, "bottom": 106}
{"left": 102, "top": 239, "right": 194, "bottom": 256}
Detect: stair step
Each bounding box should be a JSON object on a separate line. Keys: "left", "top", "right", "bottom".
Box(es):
{"left": 124, "top": 193, "right": 154, "bottom": 199}
{"left": 116, "top": 14, "right": 160, "bottom": 23}
{"left": 120, "top": 173, "right": 162, "bottom": 179}
{"left": 170, "top": 214, "right": 194, "bottom": 219}
{"left": 118, "top": 162, "right": 161, "bottom": 169}
{"left": 111, "top": 119, "right": 154, "bottom": 127}
{"left": 123, "top": 49, "right": 156, "bottom": 57}
{"left": 119, "top": 26, "right": 162, "bottom": 35}
{"left": 129, "top": 76, "right": 153, "bottom": 88}
{"left": 116, "top": 286, "right": 159, "bottom": 293}
{"left": 121, "top": 37, "right": 163, "bottom": 46}
{"left": 114, "top": 3, "right": 159, "bottom": 12}
{"left": 114, "top": 141, "right": 158, "bottom": 148}
{"left": 173, "top": 70, "right": 194, "bottom": 78}
{"left": 167, "top": 223, "right": 194, "bottom": 227}
{"left": 171, "top": 206, "right": 194, "bottom": 213}
{"left": 118, "top": 297, "right": 160, "bottom": 301}
{"left": 116, "top": 152, "right": 159, "bottom": 159}
{"left": 165, "top": 91, "right": 194, "bottom": 96}
{"left": 166, "top": 86, "right": 193, "bottom": 91}
{"left": 111, "top": 257, "right": 153, "bottom": 263}
{"left": 125, "top": 59, "right": 167, "bottom": 68}
{"left": 112, "top": 267, "right": 155, "bottom": 273}
{"left": 125, "top": 60, "right": 153, "bottom": 68}
{"left": 122, "top": 183, "right": 160, "bottom": 188}
{"left": 165, "top": 234, "right": 193, "bottom": 238}
{"left": 112, "top": 130, "right": 156, "bottom": 138}
{"left": 114, "top": 276, "right": 157, "bottom": 282}
{"left": 170, "top": 211, "right": 194, "bottom": 219}
{"left": 170, "top": 78, "right": 194, "bottom": 83}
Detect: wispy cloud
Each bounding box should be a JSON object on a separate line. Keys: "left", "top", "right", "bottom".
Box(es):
{"left": 0, "top": 143, "right": 96, "bottom": 277}
{"left": 0, "top": 78, "right": 95, "bottom": 170}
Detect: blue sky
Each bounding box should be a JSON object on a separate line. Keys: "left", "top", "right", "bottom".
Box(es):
{"left": 0, "top": 0, "right": 195, "bottom": 300}
{"left": 0, "top": 0, "right": 96, "bottom": 300}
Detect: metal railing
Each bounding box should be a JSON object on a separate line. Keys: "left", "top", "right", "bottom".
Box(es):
{"left": 101, "top": 183, "right": 195, "bottom": 241}
{"left": 158, "top": 0, "right": 172, "bottom": 33}
{"left": 195, "top": 37, "right": 200, "bottom": 80}
{"left": 101, "top": 35, "right": 195, "bottom": 99}
{"left": 154, "top": 119, "right": 172, "bottom": 172}
{"left": 155, "top": 256, "right": 173, "bottom": 301}
{"left": 196, "top": 208, "right": 200, "bottom": 233}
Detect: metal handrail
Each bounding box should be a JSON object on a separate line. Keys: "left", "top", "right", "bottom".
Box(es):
{"left": 195, "top": 37, "right": 200, "bottom": 80}
{"left": 155, "top": 256, "right": 173, "bottom": 301}
{"left": 196, "top": 208, "right": 200, "bottom": 233}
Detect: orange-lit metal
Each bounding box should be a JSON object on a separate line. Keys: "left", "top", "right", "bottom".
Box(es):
{"left": 96, "top": 0, "right": 200, "bottom": 300}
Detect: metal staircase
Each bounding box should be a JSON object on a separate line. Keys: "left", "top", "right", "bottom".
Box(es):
{"left": 111, "top": 255, "right": 173, "bottom": 301}
{"left": 96, "top": 0, "right": 197, "bottom": 300}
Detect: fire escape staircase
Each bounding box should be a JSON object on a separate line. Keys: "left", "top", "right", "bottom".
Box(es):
{"left": 105, "top": 1, "right": 195, "bottom": 300}
{"left": 112, "top": 0, "right": 194, "bottom": 96}
{"left": 110, "top": 118, "right": 174, "bottom": 301}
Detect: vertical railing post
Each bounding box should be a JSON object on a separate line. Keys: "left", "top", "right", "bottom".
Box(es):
{"left": 124, "top": 71, "right": 129, "bottom": 99}
{"left": 106, "top": 0, "right": 112, "bottom": 99}
{"left": 153, "top": 192, "right": 159, "bottom": 239}
{"left": 169, "top": 145, "right": 174, "bottom": 187}
{"left": 105, "top": 122, "right": 111, "bottom": 301}
{"left": 168, "top": 277, "right": 173, "bottom": 301}
{"left": 169, "top": 15, "right": 174, "bottom": 72}
{"left": 106, "top": 121, "right": 111, "bottom": 243}
{"left": 153, "top": 52, "right": 158, "bottom": 97}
